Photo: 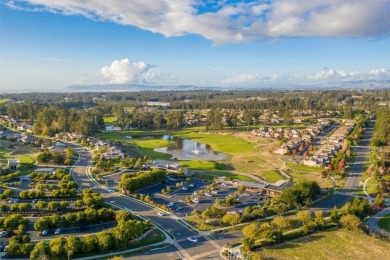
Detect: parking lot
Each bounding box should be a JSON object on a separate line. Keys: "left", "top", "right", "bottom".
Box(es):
{"left": 138, "top": 178, "right": 266, "bottom": 218}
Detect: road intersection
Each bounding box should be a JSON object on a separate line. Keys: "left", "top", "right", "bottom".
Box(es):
{"left": 65, "top": 120, "right": 375, "bottom": 259}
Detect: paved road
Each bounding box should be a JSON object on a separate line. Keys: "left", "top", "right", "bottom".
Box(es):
{"left": 317, "top": 120, "right": 375, "bottom": 209}
{"left": 68, "top": 143, "right": 224, "bottom": 260}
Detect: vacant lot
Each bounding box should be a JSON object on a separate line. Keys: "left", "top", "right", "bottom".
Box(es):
{"left": 285, "top": 162, "right": 324, "bottom": 173}
{"left": 252, "top": 229, "right": 390, "bottom": 260}
{"left": 0, "top": 140, "right": 41, "bottom": 163}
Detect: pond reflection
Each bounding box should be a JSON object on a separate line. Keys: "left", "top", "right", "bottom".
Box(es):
{"left": 125, "top": 135, "right": 227, "bottom": 160}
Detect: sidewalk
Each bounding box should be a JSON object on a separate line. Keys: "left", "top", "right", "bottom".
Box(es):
{"left": 365, "top": 207, "right": 390, "bottom": 238}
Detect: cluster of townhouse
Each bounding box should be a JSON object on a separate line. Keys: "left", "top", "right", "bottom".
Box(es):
{"left": 252, "top": 127, "right": 302, "bottom": 139}
{"left": 302, "top": 120, "right": 355, "bottom": 167}
{"left": 275, "top": 119, "right": 332, "bottom": 155}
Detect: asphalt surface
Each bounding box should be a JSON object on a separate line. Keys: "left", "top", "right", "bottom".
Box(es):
{"left": 65, "top": 120, "right": 374, "bottom": 259}
{"left": 68, "top": 143, "right": 225, "bottom": 259}
{"left": 316, "top": 120, "right": 375, "bottom": 209}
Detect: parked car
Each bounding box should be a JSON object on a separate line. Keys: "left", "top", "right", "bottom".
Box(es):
{"left": 41, "top": 229, "right": 49, "bottom": 236}
{"left": 55, "top": 228, "right": 61, "bottom": 235}
{"left": 0, "top": 231, "right": 7, "bottom": 237}
{"left": 167, "top": 202, "right": 175, "bottom": 207}
{"left": 188, "top": 184, "right": 195, "bottom": 187}
{"left": 181, "top": 187, "right": 188, "bottom": 191}
{"left": 188, "top": 237, "right": 198, "bottom": 243}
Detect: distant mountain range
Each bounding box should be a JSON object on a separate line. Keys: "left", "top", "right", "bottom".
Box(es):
{"left": 65, "top": 84, "right": 215, "bottom": 92}
{"left": 65, "top": 80, "right": 390, "bottom": 92}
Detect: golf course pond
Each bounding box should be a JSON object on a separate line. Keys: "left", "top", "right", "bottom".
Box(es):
{"left": 124, "top": 135, "right": 228, "bottom": 160}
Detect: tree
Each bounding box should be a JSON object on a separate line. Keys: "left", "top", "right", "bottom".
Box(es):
{"left": 115, "top": 210, "right": 133, "bottom": 222}
{"left": 271, "top": 216, "right": 290, "bottom": 230}
{"left": 339, "top": 214, "right": 362, "bottom": 231}
{"left": 49, "top": 236, "right": 66, "bottom": 256}
{"left": 80, "top": 235, "right": 97, "bottom": 253}
{"left": 3, "top": 214, "right": 29, "bottom": 231}
{"left": 263, "top": 229, "right": 284, "bottom": 244}
{"left": 66, "top": 235, "right": 81, "bottom": 260}
{"left": 96, "top": 231, "right": 113, "bottom": 252}
{"left": 35, "top": 200, "right": 48, "bottom": 209}
{"left": 65, "top": 147, "right": 74, "bottom": 158}
{"left": 314, "top": 210, "right": 325, "bottom": 229}
{"left": 222, "top": 213, "right": 241, "bottom": 226}
{"left": 242, "top": 222, "right": 262, "bottom": 239}
{"left": 225, "top": 196, "right": 234, "bottom": 206}
{"left": 34, "top": 217, "right": 50, "bottom": 231}
{"left": 30, "top": 241, "right": 48, "bottom": 259}
{"left": 296, "top": 210, "right": 311, "bottom": 225}
{"left": 241, "top": 237, "right": 255, "bottom": 252}
{"left": 283, "top": 110, "right": 293, "bottom": 127}
{"left": 243, "top": 110, "right": 253, "bottom": 130}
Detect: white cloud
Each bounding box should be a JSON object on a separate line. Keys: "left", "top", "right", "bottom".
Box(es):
{"left": 222, "top": 68, "right": 390, "bottom": 86}
{"left": 100, "top": 58, "right": 153, "bottom": 84}
{"left": 7, "top": 0, "right": 390, "bottom": 44}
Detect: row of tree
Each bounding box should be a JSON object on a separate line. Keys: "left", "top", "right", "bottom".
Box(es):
{"left": 119, "top": 170, "right": 166, "bottom": 193}
{"left": 33, "top": 207, "right": 116, "bottom": 231}
{"left": 371, "top": 107, "right": 390, "bottom": 146}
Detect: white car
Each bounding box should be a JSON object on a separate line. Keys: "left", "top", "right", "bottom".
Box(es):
{"left": 188, "top": 237, "right": 198, "bottom": 243}
{"left": 205, "top": 193, "right": 213, "bottom": 197}
{"left": 55, "top": 228, "right": 61, "bottom": 235}
{"left": 181, "top": 187, "right": 188, "bottom": 191}
{"left": 188, "top": 184, "right": 195, "bottom": 187}
{"left": 41, "top": 229, "right": 49, "bottom": 236}
{"left": 211, "top": 191, "right": 218, "bottom": 194}
{"left": 167, "top": 202, "right": 174, "bottom": 207}
{"left": 157, "top": 212, "right": 168, "bottom": 216}
{"left": 0, "top": 231, "right": 7, "bottom": 237}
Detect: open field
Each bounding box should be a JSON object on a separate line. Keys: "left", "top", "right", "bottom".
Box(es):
{"left": 262, "top": 170, "right": 286, "bottom": 183}
{"left": 0, "top": 140, "right": 41, "bottom": 164}
{"left": 103, "top": 116, "right": 117, "bottom": 123}
{"left": 286, "top": 161, "right": 324, "bottom": 173}
{"left": 195, "top": 170, "right": 257, "bottom": 182}
{"left": 378, "top": 213, "right": 390, "bottom": 232}
{"left": 98, "top": 128, "right": 285, "bottom": 181}
{"left": 288, "top": 169, "right": 333, "bottom": 188}
{"left": 251, "top": 229, "right": 390, "bottom": 260}
{"left": 0, "top": 99, "right": 11, "bottom": 104}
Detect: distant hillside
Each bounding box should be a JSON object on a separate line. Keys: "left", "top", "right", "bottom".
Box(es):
{"left": 65, "top": 80, "right": 390, "bottom": 92}
{"left": 65, "top": 84, "right": 214, "bottom": 92}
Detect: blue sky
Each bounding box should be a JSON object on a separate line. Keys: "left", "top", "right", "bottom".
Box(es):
{"left": 1, "top": 0, "right": 390, "bottom": 91}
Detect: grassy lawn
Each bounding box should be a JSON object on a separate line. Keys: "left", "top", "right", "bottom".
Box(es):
{"left": 286, "top": 162, "right": 324, "bottom": 173}
{"left": 97, "top": 128, "right": 283, "bottom": 179}
{"left": 103, "top": 116, "right": 117, "bottom": 123}
{"left": 262, "top": 170, "right": 286, "bottom": 183}
{"left": 288, "top": 169, "right": 333, "bottom": 189}
{"left": 0, "top": 143, "right": 40, "bottom": 164}
{"left": 252, "top": 229, "right": 390, "bottom": 260}
{"left": 196, "top": 170, "right": 257, "bottom": 182}
{"left": 0, "top": 99, "right": 11, "bottom": 104}
{"left": 378, "top": 213, "right": 390, "bottom": 232}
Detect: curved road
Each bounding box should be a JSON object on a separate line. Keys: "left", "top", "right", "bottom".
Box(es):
{"left": 67, "top": 143, "right": 224, "bottom": 260}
